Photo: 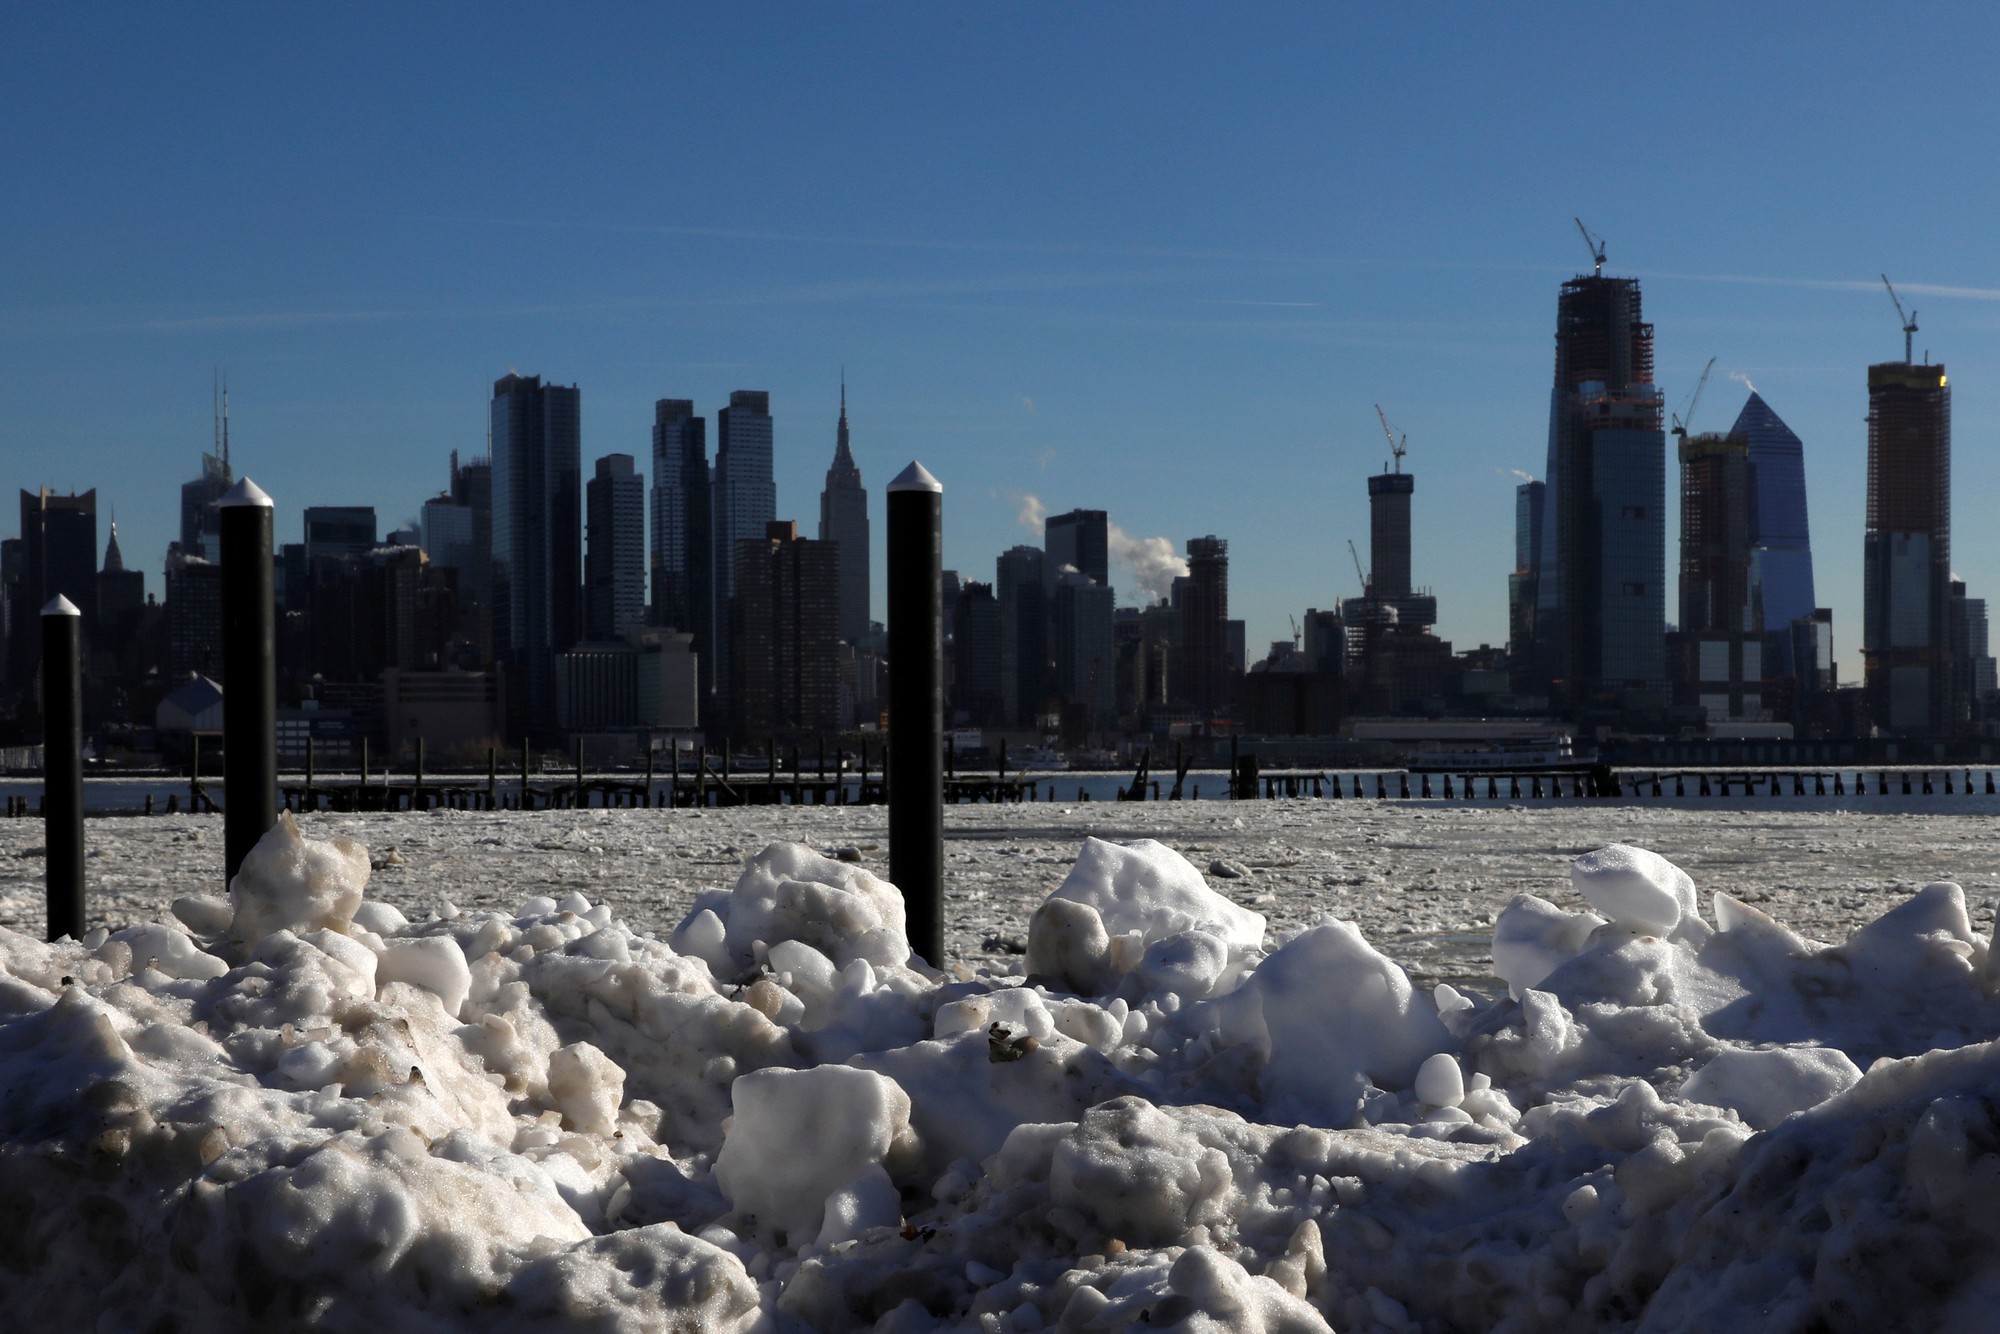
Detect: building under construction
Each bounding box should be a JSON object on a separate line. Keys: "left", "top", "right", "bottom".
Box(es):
{"left": 1669, "top": 431, "right": 1766, "bottom": 722}
{"left": 1863, "top": 360, "right": 1957, "bottom": 735}
{"left": 1532, "top": 271, "right": 1667, "bottom": 713}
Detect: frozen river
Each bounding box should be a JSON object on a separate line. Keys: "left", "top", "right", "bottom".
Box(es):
{"left": 8, "top": 793, "right": 1997, "bottom": 990}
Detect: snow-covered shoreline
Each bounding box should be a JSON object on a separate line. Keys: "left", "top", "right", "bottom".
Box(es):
{"left": 4, "top": 808, "right": 2000, "bottom": 1329}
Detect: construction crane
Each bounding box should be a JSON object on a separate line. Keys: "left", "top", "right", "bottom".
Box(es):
{"left": 1374, "top": 404, "right": 1408, "bottom": 474}
{"left": 1574, "top": 217, "right": 1606, "bottom": 276}
{"left": 1670, "top": 356, "right": 1717, "bottom": 440}
{"left": 1882, "top": 274, "right": 1918, "bottom": 364}
{"left": 1347, "top": 539, "right": 1368, "bottom": 598}
{"left": 1288, "top": 613, "right": 1301, "bottom": 651}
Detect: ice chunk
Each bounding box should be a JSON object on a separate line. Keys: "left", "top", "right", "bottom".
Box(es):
{"left": 227, "top": 811, "right": 371, "bottom": 950}
{"left": 1679, "top": 1046, "right": 1863, "bottom": 1129}
{"left": 813, "top": 1163, "right": 902, "bottom": 1247}
{"left": 504, "top": 1224, "right": 761, "bottom": 1332}
{"left": 1049, "top": 1097, "right": 1239, "bottom": 1246}
{"left": 107, "top": 923, "right": 227, "bottom": 981}
{"left": 1571, "top": 843, "right": 1694, "bottom": 933}
{"left": 1414, "top": 1052, "right": 1465, "bottom": 1108}
{"left": 374, "top": 936, "right": 471, "bottom": 1019}
{"left": 1491, "top": 893, "right": 1607, "bottom": 997}
{"left": 711, "top": 843, "right": 910, "bottom": 972}
{"left": 546, "top": 1041, "right": 627, "bottom": 1136}
{"left": 1229, "top": 918, "right": 1449, "bottom": 1125}
{"left": 713, "top": 1064, "right": 915, "bottom": 1246}
{"left": 1164, "top": 1244, "right": 1332, "bottom": 1333}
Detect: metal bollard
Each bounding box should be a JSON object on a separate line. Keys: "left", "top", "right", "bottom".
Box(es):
{"left": 220, "top": 479, "right": 277, "bottom": 886}
{"left": 41, "top": 597, "right": 85, "bottom": 942}
{"left": 887, "top": 461, "right": 945, "bottom": 967}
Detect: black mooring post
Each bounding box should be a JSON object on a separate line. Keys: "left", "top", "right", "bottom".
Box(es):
{"left": 575, "top": 735, "right": 585, "bottom": 808}
{"left": 304, "top": 733, "right": 316, "bottom": 811}
{"left": 41, "top": 597, "right": 84, "bottom": 942}
{"left": 520, "top": 738, "right": 531, "bottom": 810}
{"left": 220, "top": 479, "right": 277, "bottom": 887}
{"left": 887, "top": 461, "right": 944, "bottom": 967}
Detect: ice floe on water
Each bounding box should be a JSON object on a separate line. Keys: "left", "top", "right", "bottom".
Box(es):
{"left": 4, "top": 814, "right": 2000, "bottom": 1329}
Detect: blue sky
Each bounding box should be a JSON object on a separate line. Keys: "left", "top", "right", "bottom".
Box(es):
{"left": 9, "top": 4, "right": 2000, "bottom": 680}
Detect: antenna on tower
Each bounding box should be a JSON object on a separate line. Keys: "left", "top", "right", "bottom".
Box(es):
{"left": 220, "top": 372, "right": 231, "bottom": 476}
{"left": 1574, "top": 217, "right": 1607, "bottom": 275}
{"left": 1374, "top": 404, "right": 1408, "bottom": 474}
{"left": 1881, "top": 274, "right": 1918, "bottom": 364}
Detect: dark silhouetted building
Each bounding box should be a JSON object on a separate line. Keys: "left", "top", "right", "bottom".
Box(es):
{"left": 1508, "top": 479, "right": 1544, "bottom": 672}
{"left": 818, "top": 384, "right": 871, "bottom": 645}
{"left": 1176, "top": 536, "right": 1230, "bottom": 716}
{"left": 1045, "top": 509, "right": 1109, "bottom": 591}
{"left": 586, "top": 453, "right": 645, "bottom": 641}
{"left": 1052, "top": 570, "right": 1115, "bottom": 731}
{"left": 1534, "top": 272, "right": 1667, "bottom": 709}
{"left": 9, "top": 488, "right": 98, "bottom": 690}
{"left": 1863, "top": 360, "right": 1953, "bottom": 736}
{"left": 650, "top": 399, "right": 714, "bottom": 705}
{"left": 1670, "top": 431, "right": 1765, "bottom": 723}
{"left": 997, "top": 545, "right": 1048, "bottom": 729}
{"left": 952, "top": 580, "right": 1002, "bottom": 726}
{"left": 712, "top": 390, "right": 775, "bottom": 715}
{"left": 491, "top": 373, "right": 582, "bottom": 738}
{"left": 731, "top": 521, "right": 840, "bottom": 740}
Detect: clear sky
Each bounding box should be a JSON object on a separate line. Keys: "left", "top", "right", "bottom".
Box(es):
{"left": 9, "top": 4, "right": 2000, "bottom": 682}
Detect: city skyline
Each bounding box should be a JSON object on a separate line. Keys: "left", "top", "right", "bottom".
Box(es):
{"left": 14, "top": 7, "right": 2000, "bottom": 682}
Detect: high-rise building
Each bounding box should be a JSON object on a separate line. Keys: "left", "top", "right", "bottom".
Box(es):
{"left": 95, "top": 523, "right": 145, "bottom": 657}
{"left": 166, "top": 548, "right": 223, "bottom": 682}
{"left": 491, "top": 373, "right": 582, "bottom": 737}
{"left": 1045, "top": 509, "right": 1109, "bottom": 591}
{"left": 1864, "top": 360, "right": 1954, "bottom": 735}
{"left": 730, "top": 521, "right": 840, "bottom": 739}
{"left": 1052, "top": 570, "right": 1115, "bottom": 729}
{"left": 952, "top": 581, "right": 1003, "bottom": 727}
{"left": 996, "top": 545, "right": 1048, "bottom": 729}
{"left": 1725, "top": 393, "right": 1817, "bottom": 677}
{"left": 1177, "top": 536, "right": 1230, "bottom": 716}
{"left": 585, "top": 454, "right": 646, "bottom": 641}
{"left": 303, "top": 507, "right": 379, "bottom": 569}
{"left": 1671, "top": 431, "right": 1766, "bottom": 722}
{"left": 180, "top": 454, "right": 230, "bottom": 563}
{"left": 1534, "top": 272, "right": 1667, "bottom": 706}
{"left": 711, "top": 391, "right": 775, "bottom": 713}
{"left": 8, "top": 488, "right": 98, "bottom": 691}
{"left": 1367, "top": 471, "right": 1414, "bottom": 600}
{"left": 818, "top": 383, "right": 870, "bottom": 645}
{"left": 1508, "top": 479, "right": 1545, "bottom": 668}
{"left": 649, "top": 400, "right": 714, "bottom": 703}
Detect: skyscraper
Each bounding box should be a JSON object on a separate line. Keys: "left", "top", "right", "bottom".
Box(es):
{"left": 1367, "top": 471, "right": 1414, "bottom": 600}
{"left": 491, "top": 373, "right": 582, "bottom": 737}
{"left": 818, "top": 383, "right": 870, "bottom": 644}
{"left": 1052, "top": 570, "right": 1115, "bottom": 729}
{"left": 1508, "top": 479, "right": 1544, "bottom": 668}
{"left": 1863, "top": 360, "right": 1952, "bottom": 735}
{"left": 1728, "top": 393, "right": 1816, "bottom": 675}
{"left": 586, "top": 453, "right": 645, "bottom": 641}
{"left": 179, "top": 381, "right": 233, "bottom": 562}
{"left": 1535, "top": 272, "right": 1667, "bottom": 706}
{"left": 1045, "top": 509, "right": 1109, "bottom": 590}
{"left": 1671, "top": 431, "right": 1764, "bottom": 721}
{"left": 996, "top": 545, "right": 1048, "bottom": 729}
{"left": 711, "top": 391, "right": 775, "bottom": 713}
{"left": 731, "top": 521, "right": 840, "bottom": 739}
{"left": 649, "top": 400, "right": 714, "bottom": 704}
{"left": 1177, "top": 536, "right": 1230, "bottom": 716}
{"left": 8, "top": 488, "right": 97, "bottom": 690}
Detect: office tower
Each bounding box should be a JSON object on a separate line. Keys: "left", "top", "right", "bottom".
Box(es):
{"left": 180, "top": 384, "right": 233, "bottom": 562}
{"left": 96, "top": 523, "right": 145, "bottom": 653}
{"left": 421, "top": 495, "right": 475, "bottom": 571}
{"left": 7, "top": 488, "right": 97, "bottom": 691}
{"left": 310, "top": 546, "right": 433, "bottom": 681}
{"left": 711, "top": 391, "right": 775, "bottom": 710}
{"left": 818, "top": 383, "right": 870, "bottom": 644}
{"left": 1862, "top": 360, "right": 1951, "bottom": 735}
{"left": 1052, "top": 570, "right": 1115, "bottom": 728}
{"left": 1671, "top": 430, "right": 1765, "bottom": 721}
{"left": 1725, "top": 393, "right": 1817, "bottom": 677}
{"left": 731, "top": 521, "right": 840, "bottom": 739}
{"left": 491, "top": 373, "right": 582, "bottom": 737}
{"left": 1045, "top": 509, "right": 1109, "bottom": 590}
{"left": 303, "top": 507, "right": 379, "bottom": 568}
{"left": 1535, "top": 271, "right": 1667, "bottom": 705}
{"left": 650, "top": 400, "right": 715, "bottom": 702}
{"left": 996, "top": 545, "right": 1048, "bottom": 728}
{"left": 1509, "top": 479, "right": 1545, "bottom": 664}
{"left": 166, "top": 548, "right": 224, "bottom": 682}
{"left": 953, "top": 581, "right": 1003, "bottom": 726}
{"left": 586, "top": 454, "right": 645, "bottom": 641}
{"left": 1177, "top": 536, "right": 1230, "bottom": 715}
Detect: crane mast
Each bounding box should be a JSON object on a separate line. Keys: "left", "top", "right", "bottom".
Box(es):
{"left": 1881, "top": 274, "right": 1918, "bottom": 364}
{"left": 1671, "top": 356, "right": 1717, "bottom": 440}
{"left": 1573, "top": 217, "right": 1606, "bottom": 275}
{"left": 1374, "top": 404, "right": 1408, "bottom": 474}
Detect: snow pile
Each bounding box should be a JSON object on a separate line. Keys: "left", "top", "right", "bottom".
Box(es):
{"left": 4, "top": 823, "right": 2000, "bottom": 1329}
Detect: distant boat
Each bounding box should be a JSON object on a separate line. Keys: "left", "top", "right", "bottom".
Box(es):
{"left": 1066, "top": 748, "right": 1119, "bottom": 771}
{"left": 1404, "top": 732, "right": 1594, "bottom": 773}
{"left": 1011, "top": 746, "right": 1066, "bottom": 771}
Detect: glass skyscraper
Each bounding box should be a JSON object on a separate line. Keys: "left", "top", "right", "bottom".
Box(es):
{"left": 491, "top": 373, "right": 581, "bottom": 738}
{"left": 711, "top": 391, "right": 775, "bottom": 712}
{"left": 650, "top": 400, "right": 714, "bottom": 708}
{"left": 1728, "top": 392, "right": 1816, "bottom": 674}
